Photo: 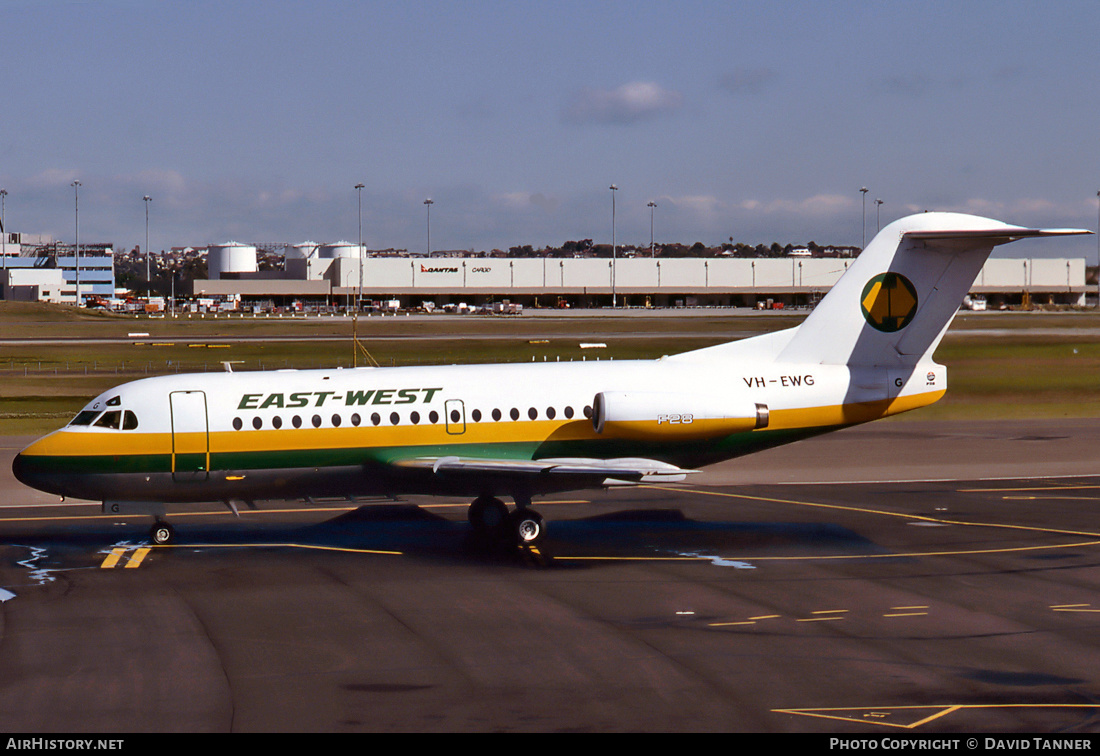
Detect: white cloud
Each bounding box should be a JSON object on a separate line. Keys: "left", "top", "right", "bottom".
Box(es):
{"left": 493, "top": 191, "right": 560, "bottom": 213}
{"left": 565, "top": 81, "right": 684, "bottom": 125}
{"left": 718, "top": 68, "right": 778, "bottom": 95}
{"left": 739, "top": 193, "right": 854, "bottom": 218}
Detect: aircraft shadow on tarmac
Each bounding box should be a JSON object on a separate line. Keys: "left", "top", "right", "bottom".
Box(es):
{"left": 0, "top": 504, "right": 891, "bottom": 570}
{"left": 130, "top": 505, "right": 886, "bottom": 566}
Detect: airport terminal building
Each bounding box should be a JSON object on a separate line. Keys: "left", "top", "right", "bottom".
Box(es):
{"left": 1, "top": 234, "right": 115, "bottom": 304}
{"left": 192, "top": 243, "right": 1091, "bottom": 311}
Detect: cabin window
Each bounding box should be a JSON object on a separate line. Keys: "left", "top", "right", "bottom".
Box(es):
{"left": 272, "top": 416, "right": 282, "bottom": 429}
{"left": 564, "top": 406, "right": 574, "bottom": 419}
{"left": 332, "top": 414, "right": 342, "bottom": 427}
{"left": 252, "top": 417, "right": 263, "bottom": 430}
{"left": 371, "top": 413, "right": 381, "bottom": 426}
{"left": 312, "top": 415, "right": 322, "bottom": 428}
{"left": 70, "top": 410, "right": 101, "bottom": 426}
{"left": 583, "top": 406, "right": 593, "bottom": 419}
{"left": 410, "top": 411, "right": 420, "bottom": 425}
{"left": 510, "top": 408, "right": 520, "bottom": 421}
{"left": 471, "top": 409, "right": 482, "bottom": 422}
{"left": 546, "top": 407, "right": 556, "bottom": 420}
{"left": 292, "top": 415, "right": 302, "bottom": 429}
{"left": 389, "top": 412, "right": 400, "bottom": 425}
{"left": 233, "top": 417, "right": 243, "bottom": 431}
{"left": 94, "top": 411, "right": 122, "bottom": 430}
{"left": 351, "top": 413, "right": 361, "bottom": 427}
{"left": 492, "top": 409, "right": 502, "bottom": 421}
{"left": 429, "top": 410, "right": 439, "bottom": 424}
{"left": 528, "top": 407, "right": 538, "bottom": 420}
{"left": 123, "top": 410, "right": 139, "bottom": 430}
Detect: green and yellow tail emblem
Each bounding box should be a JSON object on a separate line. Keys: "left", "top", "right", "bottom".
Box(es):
{"left": 860, "top": 272, "right": 918, "bottom": 332}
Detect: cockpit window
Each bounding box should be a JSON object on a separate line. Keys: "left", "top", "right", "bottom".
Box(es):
{"left": 70, "top": 410, "right": 101, "bottom": 426}
{"left": 94, "top": 411, "right": 122, "bottom": 430}
{"left": 123, "top": 411, "right": 139, "bottom": 430}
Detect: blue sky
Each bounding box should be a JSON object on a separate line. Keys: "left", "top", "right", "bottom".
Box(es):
{"left": 3, "top": 0, "right": 1099, "bottom": 259}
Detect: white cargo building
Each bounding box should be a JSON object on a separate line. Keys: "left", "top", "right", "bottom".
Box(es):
{"left": 193, "top": 253, "right": 1089, "bottom": 310}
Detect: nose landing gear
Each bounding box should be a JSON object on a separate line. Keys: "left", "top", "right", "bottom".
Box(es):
{"left": 151, "top": 520, "right": 176, "bottom": 545}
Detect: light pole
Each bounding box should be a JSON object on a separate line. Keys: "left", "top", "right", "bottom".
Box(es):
{"left": 610, "top": 184, "right": 618, "bottom": 307}
{"left": 875, "top": 198, "right": 883, "bottom": 232}
{"left": 143, "top": 195, "right": 152, "bottom": 299}
{"left": 355, "top": 183, "right": 364, "bottom": 311}
{"left": 860, "top": 187, "right": 868, "bottom": 250}
{"left": 648, "top": 200, "right": 657, "bottom": 258}
{"left": 72, "top": 180, "right": 81, "bottom": 306}
{"left": 1, "top": 188, "right": 7, "bottom": 275}
{"left": 424, "top": 199, "right": 433, "bottom": 257}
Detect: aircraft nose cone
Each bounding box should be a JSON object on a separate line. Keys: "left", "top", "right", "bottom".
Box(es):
{"left": 11, "top": 440, "right": 58, "bottom": 494}
{"left": 12, "top": 451, "right": 28, "bottom": 485}
{"left": 11, "top": 450, "right": 38, "bottom": 490}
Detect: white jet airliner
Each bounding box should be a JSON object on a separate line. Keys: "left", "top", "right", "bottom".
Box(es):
{"left": 12, "top": 212, "right": 1090, "bottom": 546}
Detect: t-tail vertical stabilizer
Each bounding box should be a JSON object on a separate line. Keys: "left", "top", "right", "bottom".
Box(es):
{"left": 776, "top": 212, "right": 1090, "bottom": 368}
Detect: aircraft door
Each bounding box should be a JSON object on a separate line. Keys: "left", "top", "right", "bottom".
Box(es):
{"left": 170, "top": 390, "right": 209, "bottom": 481}
{"left": 444, "top": 399, "right": 466, "bottom": 435}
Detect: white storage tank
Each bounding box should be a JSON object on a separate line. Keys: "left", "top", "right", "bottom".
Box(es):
{"left": 207, "top": 242, "right": 258, "bottom": 280}
{"left": 284, "top": 241, "right": 318, "bottom": 260}
{"left": 319, "top": 241, "right": 362, "bottom": 259}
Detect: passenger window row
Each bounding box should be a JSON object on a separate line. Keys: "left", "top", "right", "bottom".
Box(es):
{"left": 231, "top": 405, "right": 593, "bottom": 431}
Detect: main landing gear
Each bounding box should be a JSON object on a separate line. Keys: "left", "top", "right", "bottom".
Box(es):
{"left": 468, "top": 494, "right": 545, "bottom": 546}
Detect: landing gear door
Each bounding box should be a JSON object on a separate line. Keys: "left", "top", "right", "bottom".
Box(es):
{"left": 170, "top": 390, "right": 209, "bottom": 481}
{"left": 445, "top": 399, "right": 466, "bottom": 435}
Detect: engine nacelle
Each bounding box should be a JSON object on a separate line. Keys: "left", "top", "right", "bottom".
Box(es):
{"left": 592, "top": 391, "right": 768, "bottom": 441}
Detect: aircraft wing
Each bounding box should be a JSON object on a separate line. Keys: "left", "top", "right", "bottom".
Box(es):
{"left": 391, "top": 456, "right": 697, "bottom": 485}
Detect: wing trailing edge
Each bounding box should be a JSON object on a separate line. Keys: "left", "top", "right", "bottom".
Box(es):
{"left": 392, "top": 455, "right": 697, "bottom": 484}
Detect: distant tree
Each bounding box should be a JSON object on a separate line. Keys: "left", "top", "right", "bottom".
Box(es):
{"left": 560, "top": 239, "right": 594, "bottom": 255}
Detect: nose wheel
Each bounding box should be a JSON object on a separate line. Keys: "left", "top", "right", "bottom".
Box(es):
{"left": 150, "top": 520, "right": 176, "bottom": 545}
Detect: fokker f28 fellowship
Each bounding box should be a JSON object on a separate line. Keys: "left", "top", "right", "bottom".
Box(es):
{"left": 12, "top": 212, "right": 1090, "bottom": 546}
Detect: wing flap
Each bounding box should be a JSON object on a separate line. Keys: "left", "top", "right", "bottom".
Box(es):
{"left": 391, "top": 456, "right": 697, "bottom": 484}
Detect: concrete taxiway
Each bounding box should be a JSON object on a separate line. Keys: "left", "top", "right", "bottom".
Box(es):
{"left": 1, "top": 418, "right": 1099, "bottom": 732}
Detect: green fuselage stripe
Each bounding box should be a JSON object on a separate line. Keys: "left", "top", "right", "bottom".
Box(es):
{"left": 15, "top": 425, "right": 832, "bottom": 479}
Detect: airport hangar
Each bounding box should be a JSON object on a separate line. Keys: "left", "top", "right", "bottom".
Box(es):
{"left": 192, "top": 241, "right": 1090, "bottom": 310}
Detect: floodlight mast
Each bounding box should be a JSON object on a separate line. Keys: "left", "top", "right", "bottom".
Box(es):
{"left": 143, "top": 196, "right": 152, "bottom": 299}
{"left": 610, "top": 184, "right": 618, "bottom": 307}
{"left": 72, "top": 181, "right": 81, "bottom": 307}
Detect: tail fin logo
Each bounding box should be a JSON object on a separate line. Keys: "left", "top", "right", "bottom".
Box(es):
{"left": 860, "top": 272, "right": 918, "bottom": 333}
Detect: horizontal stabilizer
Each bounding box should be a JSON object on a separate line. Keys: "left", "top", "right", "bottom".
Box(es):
{"left": 904, "top": 227, "right": 1090, "bottom": 242}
